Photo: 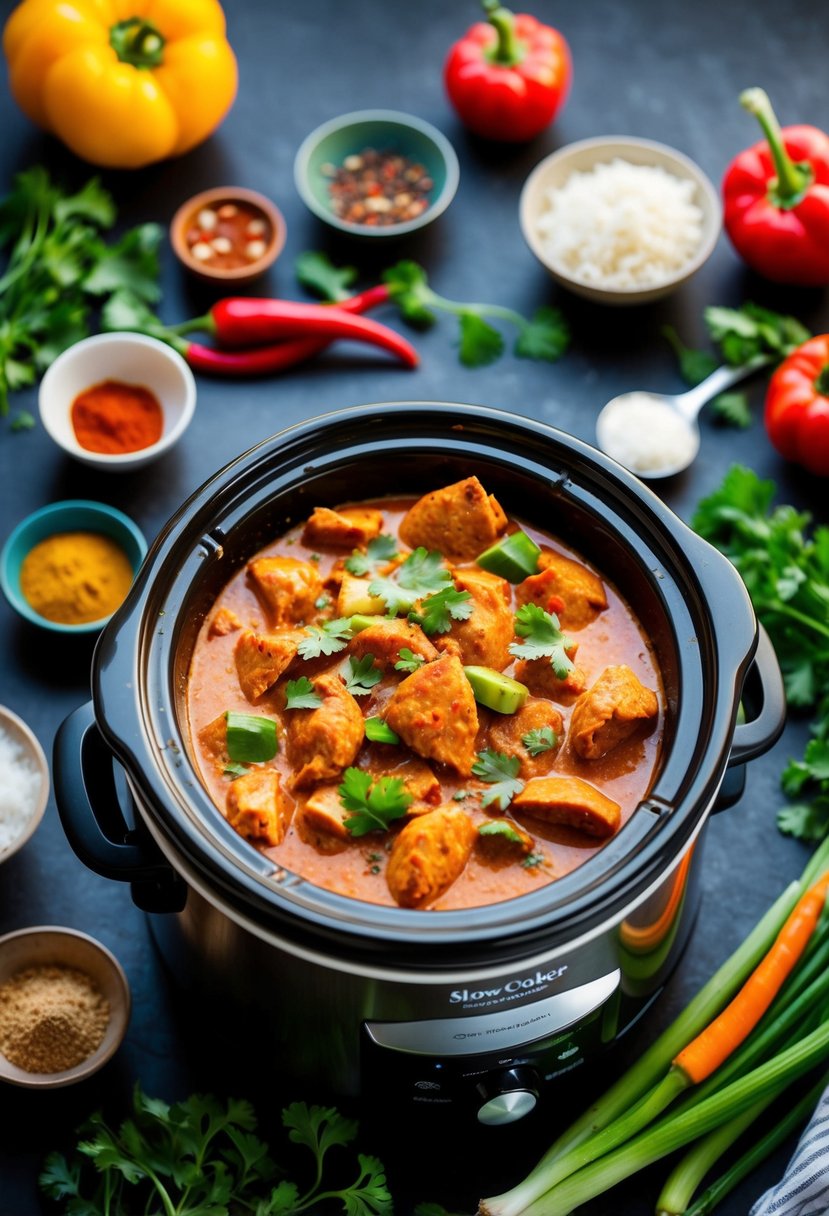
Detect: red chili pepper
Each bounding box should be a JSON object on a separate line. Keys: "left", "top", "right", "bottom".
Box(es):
{"left": 723, "top": 88, "right": 829, "bottom": 286}
{"left": 765, "top": 335, "right": 829, "bottom": 476}
{"left": 444, "top": 0, "right": 571, "bottom": 143}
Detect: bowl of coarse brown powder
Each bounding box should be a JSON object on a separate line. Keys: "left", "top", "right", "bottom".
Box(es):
{"left": 0, "top": 926, "right": 130, "bottom": 1088}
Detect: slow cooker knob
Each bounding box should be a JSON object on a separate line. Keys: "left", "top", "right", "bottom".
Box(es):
{"left": 476, "top": 1067, "right": 540, "bottom": 1126}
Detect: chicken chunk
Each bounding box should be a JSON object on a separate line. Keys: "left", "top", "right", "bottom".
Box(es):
{"left": 349, "top": 618, "right": 438, "bottom": 670}
{"left": 386, "top": 806, "right": 476, "bottom": 908}
{"left": 384, "top": 654, "right": 478, "bottom": 776}
{"left": 518, "top": 551, "right": 608, "bottom": 631}
{"left": 198, "top": 713, "right": 228, "bottom": 765}
{"left": 234, "top": 629, "right": 302, "bottom": 702}
{"left": 433, "top": 568, "right": 513, "bottom": 670}
{"left": 301, "top": 783, "right": 351, "bottom": 840}
{"left": 476, "top": 818, "right": 536, "bottom": 860}
{"left": 488, "top": 698, "right": 564, "bottom": 778}
{"left": 514, "top": 655, "right": 587, "bottom": 705}
{"left": 512, "top": 776, "right": 621, "bottom": 839}
{"left": 286, "top": 671, "right": 365, "bottom": 789}
{"left": 226, "top": 769, "right": 289, "bottom": 846}
{"left": 247, "top": 556, "right": 323, "bottom": 627}
{"left": 302, "top": 506, "right": 384, "bottom": 548}
{"left": 368, "top": 756, "right": 442, "bottom": 812}
{"left": 399, "top": 477, "right": 507, "bottom": 564}
{"left": 208, "top": 606, "right": 242, "bottom": 638}
{"left": 570, "top": 665, "right": 659, "bottom": 760}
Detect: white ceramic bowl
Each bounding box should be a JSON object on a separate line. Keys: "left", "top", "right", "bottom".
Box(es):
{"left": 0, "top": 706, "right": 49, "bottom": 863}
{"left": 39, "top": 332, "right": 197, "bottom": 471}
{"left": 519, "top": 136, "right": 722, "bottom": 306}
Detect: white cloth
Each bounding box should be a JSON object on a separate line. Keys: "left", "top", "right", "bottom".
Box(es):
{"left": 750, "top": 1089, "right": 829, "bottom": 1215}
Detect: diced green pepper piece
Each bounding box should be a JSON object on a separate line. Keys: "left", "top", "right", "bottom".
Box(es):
{"left": 476, "top": 530, "right": 541, "bottom": 582}
{"left": 349, "top": 613, "right": 384, "bottom": 633}
{"left": 225, "top": 712, "right": 278, "bottom": 763}
{"left": 463, "top": 666, "right": 529, "bottom": 714}
{"left": 365, "top": 717, "right": 400, "bottom": 745}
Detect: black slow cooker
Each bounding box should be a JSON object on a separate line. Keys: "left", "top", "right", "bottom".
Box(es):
{"left": 54, "top": 403, "right": 785, "bottom": 1126}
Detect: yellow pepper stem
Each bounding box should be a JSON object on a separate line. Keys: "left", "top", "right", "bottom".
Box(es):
{"left": 110, "top": 17, "right": 165, "bottom": 69}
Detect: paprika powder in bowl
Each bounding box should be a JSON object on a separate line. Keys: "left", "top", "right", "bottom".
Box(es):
{"left": 39, "top": 332, "right": 197, "bottom": 472}
{"left": 0, "top": 499, "right": 148, "bottom": 634}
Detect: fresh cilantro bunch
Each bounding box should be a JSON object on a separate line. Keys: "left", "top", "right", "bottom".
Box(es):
{"left": 693, "top": 466, "right": 829, "bottom": 841}
{"left": 295, "top": 252, "right": 571, "bottom": 369}
{"left": 39, "top": 1085, "right": 392, "bottom": 1215}
{"left": 369, "top": 547, "right": 452, "bottom": 615}
{"left": 663, "top": 302, "right": 811, "bottom": 430}
{"left": 0, "top": 167, "right": 162, "bottom": 429}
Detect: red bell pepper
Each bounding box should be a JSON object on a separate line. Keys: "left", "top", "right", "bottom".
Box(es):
{"left": 765, "top": 335, "right": 829, "bottom": 476}
{"left": 723, "top": 88, "right": 829, "bottom": 286}
{"left": 444, "top": 0, "right": 571, "bottom": 143}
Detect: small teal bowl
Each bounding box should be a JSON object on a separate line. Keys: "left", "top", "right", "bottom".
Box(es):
{"left": 0, "top": 500, "right": 148, "bottom": 634}
{"left": 294, "top": 109, "right": 460, "bottom": 237}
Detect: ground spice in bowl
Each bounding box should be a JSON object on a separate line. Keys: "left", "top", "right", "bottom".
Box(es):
{"left": 0, "top": 964, "right": 109, "bottom": 1073}
{"left": 20, "top": 531, "right": 134, "bottom": 625}
{"left": 71, "top": 379, "right": 163, "bottom": 455}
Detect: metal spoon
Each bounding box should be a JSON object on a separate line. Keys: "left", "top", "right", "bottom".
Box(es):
{"left": 596, "top": 358, "right": 770, "bottom": 479}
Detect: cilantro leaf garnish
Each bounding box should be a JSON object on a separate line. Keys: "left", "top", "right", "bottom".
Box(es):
{"left": 343, "top": 654, "right": 382, "bottom": 695}
{"left": 459, "top": 312, "right": 504, "bottom": 367}
{"left": 369, "top": 546, "right": 452, "bottom": 615}
{"left": 471, "top": 750, "right": 525, "bottom": 810}
{"left": 345, "top": 534, "right": 399, "bottom": 577}
{"left": 297, "top": 617, "right": 353, "bottom": 660}
{"left": 522, "top": 851, "right": 547, "bottom": 869}
{"left": 223, "top": 762, "right": 250, "bottom": 779}
{"left": 509, "top": 603, "right": 575, "bottom": 678}
{"left": 339, "top": 767, "right": 412, "bottom": 836}
{"left": 515, "top": 306, "right": 571, "bottom": 363}
{"left": 284, "top": 676, "right": 323, "bottom": 710}
{"left": 663, "top": 325, "right": 720, "bottom": 386}
{"left": 478, "top": 820, "right": 525, "bottom": 845}
{"left": 522, "top": 726, "right": 558, "bottom": 756}
{"left": 314, "top": 593, "right": 331, "bottom": 610}
{"left": 409, "top": 586, "right": 473, "bottom": 635}
{"left": 710, "top": 390, "right": 752, "bottom": 430}
{"left": 294, "top": 250, "right": 357, "bottom": 302}
{"left": 394, "top": 648, "right": 426, "bottom": 674}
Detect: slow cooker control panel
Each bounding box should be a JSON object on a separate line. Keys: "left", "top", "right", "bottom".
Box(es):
{"left": 362, "top": 971, "right": 620, "bottom": 1124}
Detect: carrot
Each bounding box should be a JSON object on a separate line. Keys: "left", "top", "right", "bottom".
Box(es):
{"left": 675, "top": 871, "right": 829, "bottom": 1084}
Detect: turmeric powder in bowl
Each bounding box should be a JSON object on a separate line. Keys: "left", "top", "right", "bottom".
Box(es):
{"left": 20, "top": 532, "right": 134, "bottom": 625}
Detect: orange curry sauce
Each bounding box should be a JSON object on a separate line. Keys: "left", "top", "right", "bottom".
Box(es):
{"left": 186, "top": 499, "right": 664, "bottom": 910}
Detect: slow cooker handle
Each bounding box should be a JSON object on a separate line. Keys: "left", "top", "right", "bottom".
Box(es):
{"left": 54, "top": 701, "right": 176, "bottom": 883}
{"left": 728, "top": 625, "right": 786, "bottom": 766}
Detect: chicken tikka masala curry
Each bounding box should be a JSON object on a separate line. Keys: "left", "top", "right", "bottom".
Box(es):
{"left": 187, "top": 476, "right": 663, "bottom": 910}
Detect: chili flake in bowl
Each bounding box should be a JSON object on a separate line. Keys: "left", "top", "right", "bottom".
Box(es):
{"left": 170, "top": 186, "right": 286, "bottom": 285}
{"left": 294, "top": 110, "right": 460, "bottom": 237}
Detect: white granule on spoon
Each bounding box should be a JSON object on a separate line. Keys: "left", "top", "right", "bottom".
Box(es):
{"left": 0, "top": 726, "right": 41, "bottom": 851}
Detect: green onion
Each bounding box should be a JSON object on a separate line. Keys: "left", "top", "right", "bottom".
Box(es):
{"left": 476, "top": 530, "right": 541, "bottom": 582}
{"left": 365, "top": 717, "right": 400, "bottom": 745}
{"left": 225, "top": 712, "right": 278, "bottom": 763}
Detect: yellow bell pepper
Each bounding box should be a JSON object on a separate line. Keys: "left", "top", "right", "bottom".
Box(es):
{"left": 3, "top": 0, "right": 238, "bottom": 169}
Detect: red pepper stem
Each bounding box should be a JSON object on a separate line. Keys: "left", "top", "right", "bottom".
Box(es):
{"left": 740, "top": 87, "right": 814, "bottom": 207}
{"left": 815, "top": 365, "right": 829, "bottom": 398}
{"left": 482, "top": 0, "right": 524, "bottom": 66}
{"left": 168, "top": 313, "right": 215, "bottom": 338}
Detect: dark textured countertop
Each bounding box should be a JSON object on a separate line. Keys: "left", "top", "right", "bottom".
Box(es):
{"left": 1, "top": 1, "right": 828, "bottom": 1213}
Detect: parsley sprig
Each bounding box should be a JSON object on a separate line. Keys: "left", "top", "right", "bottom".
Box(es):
{"left": 0, "top": 168, "right": 162, "bottom": 428}
{"left": 343, "top": 654, "right": 382, "bottom": 695}
{"left": 409, "top": 586, "right": 473, "bottom": 635}
{"left": 295, "top": 252, "right": 570, "bottom": 369}
{"left": 509, "top": 603, "right": 575, "bottom": 678}
{"left": 522, "top": 726, "right": 558, "bottom": 756}
{"left": 285, "top": 676, "right": 323, "bottom": 710}
{"left": 339, "top": 767, "right": 412, "bottom": 836}
{"left": 394, "top": 648, "right": 426, "bottom": 674}
{"left": 345, "top": 534, "right": 400, "bottom": 577}
{"left": 369, "top": 547, "right": 452, "bottom": 615}
{"left": 478, "top": 820, "right": 526, "bottom": 845}
{"left": 472, "top": 750, "right": 525, "bottom": 810}
{"left": 39, "top": 1085, "right": 393, "bottom": 1216}
{"left": 693, "top": 465, "right": 829, "bottom": 842}
{"left": 297, "top": 617, "right": 353, "bottom": 660}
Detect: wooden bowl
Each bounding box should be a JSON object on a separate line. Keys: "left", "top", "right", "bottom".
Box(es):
{"left": 0, "top": 926, "right": 130, "bottom": 1088}
{"left": 170, "top": 186, "right": 286, "bottom": 285}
